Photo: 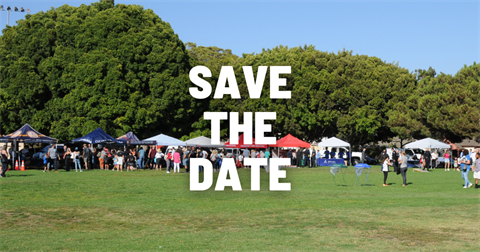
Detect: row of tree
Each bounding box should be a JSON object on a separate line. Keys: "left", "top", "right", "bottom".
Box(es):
{"left": 1, "top": 0, "right": 479, "bottom": 148}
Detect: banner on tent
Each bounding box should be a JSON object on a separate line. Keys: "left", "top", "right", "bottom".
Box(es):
{"left": 318, "top": 159, "right": 344, "bottom": 166}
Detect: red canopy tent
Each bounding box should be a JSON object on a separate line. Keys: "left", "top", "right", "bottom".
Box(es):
{"left": 269, "top": 134, "right": 311, "bottom": 148}
{"left": 224, "top": 133, "right": 267, "bottom": 148}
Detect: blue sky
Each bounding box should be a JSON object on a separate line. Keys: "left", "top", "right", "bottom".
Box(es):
{"left": 0, "top": 0, "right": 478, "bottom": 75}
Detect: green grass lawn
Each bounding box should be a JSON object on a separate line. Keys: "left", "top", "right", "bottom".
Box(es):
{"left": 1, "top": 166, "right": 479, "bottom": 251}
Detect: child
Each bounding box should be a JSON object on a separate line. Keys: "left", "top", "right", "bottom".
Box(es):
{"left": 43, "top": 153, "right": 49, "bottom": 172}
{"left": 382, "top": 156, "right": 391, "bottom": 186}
{"left": 113, "top": 154, "right": 118, "bottom": 171}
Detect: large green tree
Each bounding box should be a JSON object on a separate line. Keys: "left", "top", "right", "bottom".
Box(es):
{"left": 189, "top": 45, "right": 417, "bottom": 147}
{"left": 0, "top": 0, "right": 206, "bottom": 141}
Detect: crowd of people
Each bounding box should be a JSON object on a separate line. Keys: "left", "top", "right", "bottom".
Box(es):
{"left": 1, "top": 144, "right": 479, "bottom": 189}
{"left": 379, "top": 147, "right": 479, "bottom": 188}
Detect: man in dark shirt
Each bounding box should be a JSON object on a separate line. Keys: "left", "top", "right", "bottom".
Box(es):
{"left": 304, "top": 148, "right": 310, "bottom": 167}
{"left": 423, "top": 148, "right": 432, "bottom": 171}
{"left": 324, "top": 148, "right": 330, "bottom": 159}
{"left": 391, "top": 148, "right": 398, "bottom": 173}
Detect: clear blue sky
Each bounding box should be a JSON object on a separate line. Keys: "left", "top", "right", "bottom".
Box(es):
{"left": 1, "top": 0, "right": 478, "bottom": 75}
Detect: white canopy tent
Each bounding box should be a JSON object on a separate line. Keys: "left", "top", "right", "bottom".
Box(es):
{"left": 142, "top": 134, "right": 186, "bottom": 146}
{"left": 185, "top": 136, "right": 225, "bottom": 148}
{"left": 317, "top": 137, "right": 351, "bottom": 165}
{"left": 404, "top": 138, "right": 450, "bottom": 149}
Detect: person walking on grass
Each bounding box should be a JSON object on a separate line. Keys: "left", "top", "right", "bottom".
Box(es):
{"left": 398, "top": 151, "right": 408, "bottom": 186}
{"left": 382, "top": 156, "right": 391, "bottom": 186}
{"left": 460, "top": 149, "right": 473, "bottom": 188}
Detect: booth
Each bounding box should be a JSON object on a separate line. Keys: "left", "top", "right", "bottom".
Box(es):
{"left": 0, "top": 124, "right": 58, "bottom": 170}
{"left": 72, "top": 127, "right": 125, "bottom": 145}
{"left": 117, "top": 132, "right": 156, "bottom": 145}
{"left": 185, "top": 136, "right": 224, "bottom": 148}
{"left": 142, "top": 134, "right": 186, "bottom": 146}
{"left": 317, "top": 137, "right": 351, "bottom": 166}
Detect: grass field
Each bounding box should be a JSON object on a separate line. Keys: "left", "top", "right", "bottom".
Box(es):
{"left": 1, "top": 165, "right": 479, "bottom": 251}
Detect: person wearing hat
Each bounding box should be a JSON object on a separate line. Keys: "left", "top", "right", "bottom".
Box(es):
{"left": 73, "top": 147, "right": 82, "bottom": 172}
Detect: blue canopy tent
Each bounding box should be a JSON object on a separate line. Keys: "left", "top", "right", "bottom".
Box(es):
{"left": 0, "top": 123, "right": 57, "bottom": 169}
{"left": 142, "top": 134, "right": 186, "bottom": 146}
{"left": 0, "top": 123, "right": 57, "bottom": 144}
{"left": 71, "top": 127, "right": 125, "bottom": 145}
{"left": 117, "top": 132, "right": 156, "bottom": 145}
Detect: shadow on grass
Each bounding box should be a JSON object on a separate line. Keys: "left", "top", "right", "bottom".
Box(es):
{"left": 5, "top": 174, "right": 35, "bottom": 177}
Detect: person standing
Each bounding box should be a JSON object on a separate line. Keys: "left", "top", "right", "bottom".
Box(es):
{"left": 391, "top": 148, "right": 398, "bottom": 174}
{"left": 88, "top": 144, "right": 94, "bottom": 168}
{"left": 149, "top": 146, "right": 157, "bottom": 170}
{"left": 64, "top": 147, "right": 72, "bottom": 172}
{"left": 1, "top": 147, "right": 10, "bottom": 178}
{"left": 329, "top": 149, "right": 336, "bottom": 159}
{"left": 324, "top": 148, "right": 330, "bottom": 160}
{"left": 138, "top": 147, "right": 145, "bottom": 169}
{"left": 361, "top": 148, "right": 366, "bottom": 163}
{"left": 166, "top": 149, "right": 172, "bottom": 173}
{"left": 431, "top": 151, "right": 438, "bottom": 169}
{"left": 444, "top": 150, "right": 450, "bottom": 171}
{"left": 265, "top": 148, "right": 271, "bottom": 172}
{"left": 48, "top": 144, "right": 60, "bottom": 172}
{"left": 395, "top": 149, "right": 400, "bottom": 172}
{"left": 173, "top": 150, "right": 181, "bottom": 173}
{"left": 182, "top": 147, "right": 189, "bottom": 172}
{"left": 382, "top": 156, "right": 391, "bottom": 186}
{"left": 398, "top": 151, "right": 408, "bottom": 186}
{"left": 304, "top": 148, "right": 310, "bottom": 167}
{"left": 43, "top": 153, "right": 49, "bottom": 172}
{"left": 82, "top": 144, "right": 90, "bottom": 170}
{"left": 99, "top": 148, "right": 106, "bottom": 170}
{"left": 460, "top": 150, "right": 473, "bottom": 188}
{"left": 423, "top": 148, "right": 432, "bottom": 171}
{"left": 73, "top": 147, "right": 82, "bottom": 172}
{"left": 315, "top": 150, "right": 321, "bottom": 167}
{"left": 473, "top": 152, "right": 480, "bottom": 189}
{"left": 155, "top": 149, "right": 163, "bottom": 171}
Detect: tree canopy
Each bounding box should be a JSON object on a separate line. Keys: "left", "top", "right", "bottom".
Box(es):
{"left": 1, "top": 0, "right": 206, "bottom": 141}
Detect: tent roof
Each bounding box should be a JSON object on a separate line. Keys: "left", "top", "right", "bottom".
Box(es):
{"left": 185, "top": 136, "right": 224, "bottom": 148}
{"left": 142, "top": 134, "right": 186, "bottom": 146}
{"left": 225, "top": 133, "right": 267, "bottom": 149}
{"left": 404, "top": 138, "right": 450, "bottom": 149}
{"left": 117, "top": 132, "right": 156, "bottom": 145}
{"left": 317, "top": 137, "right": 350, "bottom": 148}
{"left": 0, "top": 123, "right": 57, "bottom": 143}
{"left": 72, "top": 127, "right": 125, "bottom": 144}
{"left": 270, "top": 134, "right": 310, "bottom": 148}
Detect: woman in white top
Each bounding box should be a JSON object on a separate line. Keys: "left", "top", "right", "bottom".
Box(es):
{"left": 73, "top": 147, "right": 82, "bottom": 172}
{"left": 116, "top": 150, "right": 123, "bottom": 172}
{"left": 155, "top": 151, "right": 163, "bottom": 171}
{"left": 382, "top": 156, "right": 391, "bottom": 186}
